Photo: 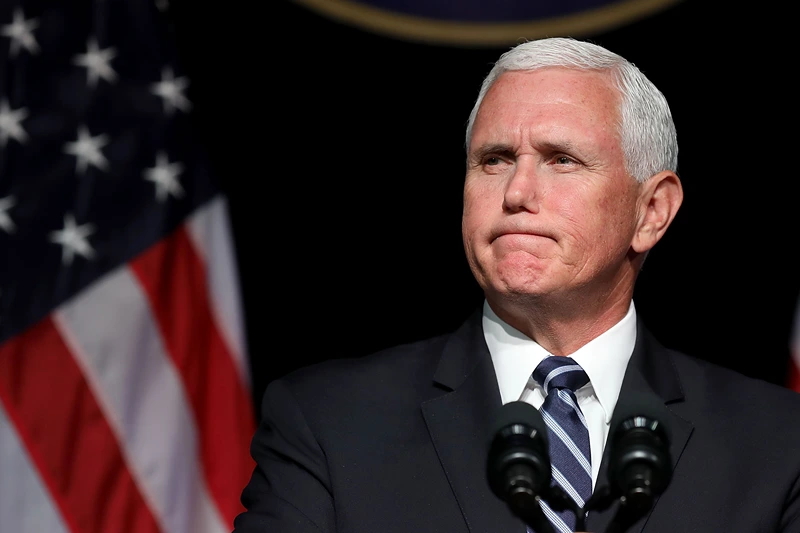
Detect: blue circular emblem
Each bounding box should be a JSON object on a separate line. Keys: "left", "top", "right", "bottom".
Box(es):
{"left": 294, "top": 0, "right": 684, "bottom": 46}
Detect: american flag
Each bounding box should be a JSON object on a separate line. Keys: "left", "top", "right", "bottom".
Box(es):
{"left": 0, "top": 1, "right": 256, "bottom": 532}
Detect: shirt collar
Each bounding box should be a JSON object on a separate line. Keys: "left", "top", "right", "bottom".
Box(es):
{"left": 483, "top": 299, "right": 637, "bottom": 423}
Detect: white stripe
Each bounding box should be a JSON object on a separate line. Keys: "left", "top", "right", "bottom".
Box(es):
{"left": 543, "top": 364, "right": 583, "bottom": 393}
{"left": 541, "top": 410, "right": 592, "bottom": 475}
{"left": 539, "top": 500, "right": 572, "bottom": 533}
{"left": 54, "top": 266, "right": 228, "bottom": 533}
{"left": 186, "top": 195, "right": 250, "bottom": 388}
{"left": 0, "top": 403, "right": 69, "bottom": 533}
{"left": 557, "top": 389, "right": 588, "bottom": 429}
{"left": 551, "top": 466, "right": 586, "bottom": 507}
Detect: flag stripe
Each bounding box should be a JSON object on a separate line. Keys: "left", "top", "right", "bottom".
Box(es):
{"left": 55, "top": 265, "right": 228, "bottom": 533}
{"left": 185, "top": 196, "right": 249, "bottom": 387}
{"left": 789, "top": 360, "right": 800, "bottom": 393}
{"left": 129, "top": 223, "right": 256, "bottom": 526}
{"left": 0, "top": 317, "right": 161, "bottom": 533}
{"left": 1, "top": 3, "right": 255, "bottom": 531}
{"left": 0, "top": 403, "right": 70, "bottom": 533}
{"left": 791, "top": 296, "right": 800, "bottom": 393}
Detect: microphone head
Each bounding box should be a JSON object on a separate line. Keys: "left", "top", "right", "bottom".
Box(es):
{"left": 489, "top": 400, "right": 550, "bottom": 440}
{"left": 607, "top": 392, "right": 673, "bottom": 510}
{"left": 486, "top": 401, "right": 551, "bottom": 506}
{"left": 610, "top": 391, "right": 672, "bottom": 443}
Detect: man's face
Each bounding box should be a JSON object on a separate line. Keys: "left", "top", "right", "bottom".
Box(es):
{"left": 462, "top": 68, "right": 645, "bottom": 306}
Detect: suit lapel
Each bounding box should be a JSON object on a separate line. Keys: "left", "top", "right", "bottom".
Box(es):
{"left": 586, "top": 320, "right": 694, "bottom": 533}
{"left": 421, "top": 310, "right": 527, "bottom": 533}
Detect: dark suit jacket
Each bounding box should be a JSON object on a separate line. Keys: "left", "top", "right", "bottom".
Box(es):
{"left": 234, "top": 308, "right": 800, "bottom": 532}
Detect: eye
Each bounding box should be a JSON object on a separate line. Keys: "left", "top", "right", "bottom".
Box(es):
{"left": 480, "top": 154, "right": 514, "bottom": 174}
{"left": 554, "top": 155, "right": 575, "bottom": 165}
{"left": 482, "top": 149, "right": 515, "bottom": 166}
{"left": 468, "top": 146, "right": 515, "bottom": 173}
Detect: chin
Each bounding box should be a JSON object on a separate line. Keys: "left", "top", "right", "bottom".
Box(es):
{"left": 494, "top": 261, "right": 548, "bottom": 287}
{"left": 489, "top": 276, "right": 550, "bottom": 299}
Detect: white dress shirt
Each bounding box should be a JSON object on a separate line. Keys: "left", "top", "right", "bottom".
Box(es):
{"left": 483, "top": 299, "right": 637, "bottom": 488}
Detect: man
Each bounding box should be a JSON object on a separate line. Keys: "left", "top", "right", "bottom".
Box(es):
{"left": 234, "top": 37, "right": 800, "bottom": 532}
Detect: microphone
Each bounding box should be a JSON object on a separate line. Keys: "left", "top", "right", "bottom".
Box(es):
{"left": 486, "top": 401, "right": 555, "bottom": 533}
{"left": 603, "top": 391, "right": 673, "bottom": 531}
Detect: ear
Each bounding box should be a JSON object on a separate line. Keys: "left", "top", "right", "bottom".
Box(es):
{"left": 631, "top": 170, "right": 683, "bottom": 253}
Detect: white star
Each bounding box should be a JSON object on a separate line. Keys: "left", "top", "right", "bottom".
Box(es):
{"left": 144, "top": 151, "right": 184, "bottom": 202}
{"left": 63, "top": 125, "right": 110, "bottom": 175}
{"left": 0, "top": 99, "right": 29, "bottom": 146}
{"left": 1, "top": 8, "right": 39, "bottom": 57}
{"left": 72, "top": 37, "right": 118, "bottom": 88}
{"left": 49, "top": 213, "right": 96, "bottom": 266}
{"left": 0, "top": 195, "right": 16, "bottom": 234}
{"left": 150, "top": 66, "right": 191, "bottom": 114}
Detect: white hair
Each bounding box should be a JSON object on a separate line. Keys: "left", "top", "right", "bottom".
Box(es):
{"left": 465, "top": 37, "right": 678, "bottom": 183}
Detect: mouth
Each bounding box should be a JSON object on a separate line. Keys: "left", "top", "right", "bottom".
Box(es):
{"left": 492, "top": 233, "right": 552, "bottom": 247}
{"left": 490, "top": 229, "right": 554, "bottom": 244}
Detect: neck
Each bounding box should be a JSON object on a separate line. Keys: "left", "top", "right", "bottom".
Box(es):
{"left": 486, "top": 289, "right": 633, "bottom": 356}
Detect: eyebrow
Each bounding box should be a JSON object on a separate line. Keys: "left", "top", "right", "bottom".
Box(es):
{"left": 537, "top": 140, "right": 579, "bottom": 155}
{"left": 469, "top": 139, "right": 580, "bottom": 162}
{"left": 469, "top": 143, "right": 515, "bottom": 163}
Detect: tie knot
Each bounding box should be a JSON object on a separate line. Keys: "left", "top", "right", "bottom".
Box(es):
{"left": 532, "top": 356, "right": 589, "bottom": 394}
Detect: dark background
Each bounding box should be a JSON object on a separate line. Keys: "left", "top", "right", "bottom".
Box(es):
{"left": 169, "top": 0, "right": 798, "bottom": 413}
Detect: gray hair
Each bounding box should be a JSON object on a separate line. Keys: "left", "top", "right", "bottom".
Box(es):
{"left": 465, "top": 37, "right": 678, "bottom": 183}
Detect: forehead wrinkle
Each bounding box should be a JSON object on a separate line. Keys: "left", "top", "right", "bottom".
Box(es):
{"left": 470, "top": 70, "right": 622, "bottom": 156}
{"left": 471, "top": 142, "right": 514, "bottom": 157}
{"left": 535, "top": 138, "right": 578, "bottom": 154}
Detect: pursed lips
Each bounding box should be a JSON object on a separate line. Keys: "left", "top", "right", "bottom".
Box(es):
{"left": 490, "top": 229, "right": 554, "bottom": 243}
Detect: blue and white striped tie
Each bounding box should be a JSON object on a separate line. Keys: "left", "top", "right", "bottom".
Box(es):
{"left": 531, "top": 356, "right": 591, "bottom": 533}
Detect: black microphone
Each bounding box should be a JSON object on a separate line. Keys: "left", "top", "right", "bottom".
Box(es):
{"left": 486, "top": 400, "right": 555, "bottom": 533}
{"left": 604, "top": 391, "right": 673, "bottom": 530}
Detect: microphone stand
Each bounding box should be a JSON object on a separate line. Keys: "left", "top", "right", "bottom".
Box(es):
{"left": 580, "top": 484, "right": 655, "bottom": 533}
{"left": 514, "top": 482, "right": 655, "bottom": 533}
{"left": 604, "top": 487, "right": 658, "bottom": 533}
{"left": 512, "top": 485, "right": 582, "bottom": 533}
{"left": 507, "top": 491, "right": 557, "bottom": 533}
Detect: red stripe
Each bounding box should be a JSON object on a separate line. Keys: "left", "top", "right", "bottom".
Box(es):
{"left": 0, "top": 317, "right": 162, "bottom": 533}
{"left": 789, "top": 356, "right": 800, "bottom": 393}
{"left": 130, "top": 225, "right": 256, "bottom": 526}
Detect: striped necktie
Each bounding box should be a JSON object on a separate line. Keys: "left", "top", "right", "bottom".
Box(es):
{"left": 531, "top": 356, "right": 591, "bottom": 533}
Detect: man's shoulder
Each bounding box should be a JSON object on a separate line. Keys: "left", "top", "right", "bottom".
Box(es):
{"left": 275, "top": 331, "right": 453, "bottom": 398}
{"left": 668, "top": 347, "right": 800, "bottom": 419}
{"left": 638, "top": 323, "right": 800, "bottom": 410}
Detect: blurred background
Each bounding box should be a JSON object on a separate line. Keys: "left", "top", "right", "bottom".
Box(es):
{"left": 1, "top": 0, "right": 797, "bottom": 531}
{"left": 210, "top": 1, "right": 798, "bottom": 402}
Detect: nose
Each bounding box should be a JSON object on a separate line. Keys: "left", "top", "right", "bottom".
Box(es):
{"left": 503, "top": 158, "right": 539, "bottom": 213}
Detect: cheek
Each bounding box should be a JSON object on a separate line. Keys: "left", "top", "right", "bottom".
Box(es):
{"left": 462, "top": 181, "right": 494, "bottom": 232}
{"left": 595, "top": 187, "right": 640, "bottom": 238}
{"left": 559, "top": 192, "right": 637, "bottom": 264}
{"left": 549, "top": 192, "right": 619, "bottom": 259}
{"left": 549, "top": 192, "right": 591, "bottom": 233}
{"left": 461, "top": 202, "right": 484, "bottom": 255}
